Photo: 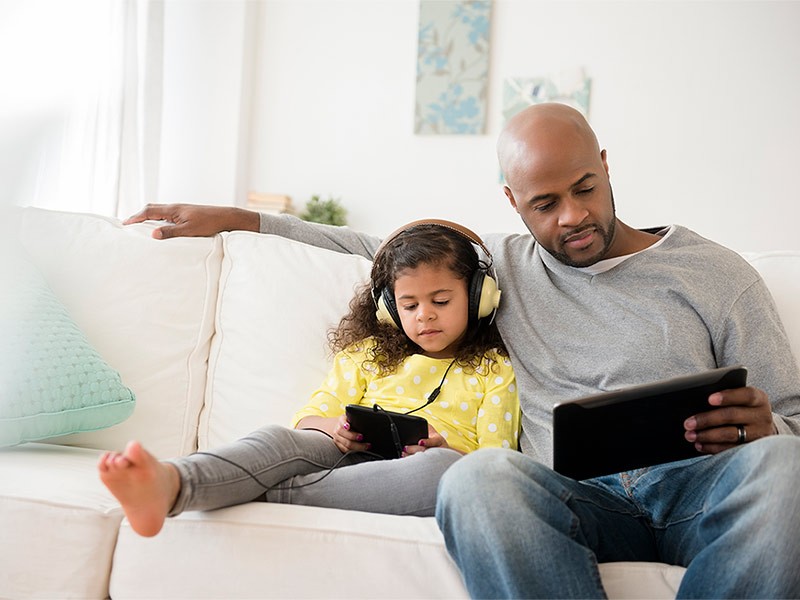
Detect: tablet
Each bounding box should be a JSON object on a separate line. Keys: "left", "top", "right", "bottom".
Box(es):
{"left": 552, "top": 365, "right": 748, "bottom": 480}
{"left": 345, "top": 404, "right": 429, "bottom": 459}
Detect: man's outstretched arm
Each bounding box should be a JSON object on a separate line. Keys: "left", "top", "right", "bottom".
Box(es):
{"left": 124, "top": 203, "right": 260, "bottom": 239}
{"left": 124, "top": 202, "right": 381, "bottom": 260}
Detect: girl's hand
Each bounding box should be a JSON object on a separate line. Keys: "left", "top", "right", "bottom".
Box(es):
{"left": 331, "top": 415, "right": 371, "bottom": 454}
{"left": 403, "top": 425, "right": 464, "bottom": 456}
{"left": 295, "top": 415, "right": 370, "bottom": 454}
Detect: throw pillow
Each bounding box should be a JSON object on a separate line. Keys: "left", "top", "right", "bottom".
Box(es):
{"left": 0, "top": 253, "right": 135, "bottom": 447}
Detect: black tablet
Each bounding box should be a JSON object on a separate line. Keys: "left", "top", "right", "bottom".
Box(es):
{"left": 345, "top": 404, "right": 429, "bottom": 459}
{"left": 552, "top": 365, "right": 748, "bottom": 480}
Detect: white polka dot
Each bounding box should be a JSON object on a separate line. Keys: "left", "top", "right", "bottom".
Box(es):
{"left": 320, "top": 403, "right": 329, "bottom": 412}
{"left": 509, "top": 384, "right": 516, "bottom": 393}
{"left": 348, "top": 388, "right": 357, "bottom": 397}
{"left": 413, "top": 375, "right": 421, "bottom": 384}
{"left": 475, "top": 392, "right": 484, "bottom": 399}
{"left": 488, "top": 423, "right": 498, "bottom": 432}
{"left": 454, "top": 367, "right": 463, "bottom": 374}
{"left": 404, "top": 363, "right": 411, "bottom": 371}
{"left": 343, "top": 371, "right": 353, "bottom": 381}
{"left": 504, "top": 412, "right": 512, "bottom": 421}
{"left": 468, "top": 377, "right": 478, "bottom": 386}
{"left": 460, "top": 402, "right": 469, "bottom": 411}
{"left": 439, "top": 401, "right": 449, "bottom": 409}
{"left": 491, "top": 395, "right": 501, "bottom": 405}
{"left": 430, "top": 366, "right": 438, "bottom": 374}
{"left": 440, "top": 430, "right": 448, "bottom": 439}
{"left": 504, "top": 358, "right": 512, "bottom": 366}
{"left": 453, "top": 419, "right": 460, "bottom": 425}
{"left": 471, "top": 417, "right": 477, "bottom": 425}
{"left": 327, "top": 377, "right": 336, "bottom": 387}
{"left": 502, "top": 440, "right": 510, "bottom": 449}
{"left": 494, "top": 376, "right": 504, "bottom": 385}
{"left": 339, "top": 358, "right": 348, "bottom": 365}
{"left": 369, "top": 382, "right": 378, "bottom": 390}
{"left": 395, "top": 386, "right": 404, "bottom": 394}
{"left": 478, "top": 408, "right": 485, "bottom": 417}
{"left": 425, "top": 409, "right": 433, "bottom": 415}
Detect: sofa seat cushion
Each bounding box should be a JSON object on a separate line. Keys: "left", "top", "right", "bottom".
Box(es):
{"left": 109, "top": 502, "right": 685, "bottom": 599}
{"left": 0, "top": 443, "right": 123, "bottom": 599}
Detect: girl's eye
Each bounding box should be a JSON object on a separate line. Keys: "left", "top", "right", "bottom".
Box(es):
{"left": 433, "top": 300, "right": 450, "bottom": 306}
{"left": 401, "top": 304, "right": 417, "bottom": 312}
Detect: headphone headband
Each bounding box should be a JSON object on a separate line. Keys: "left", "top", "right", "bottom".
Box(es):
{"left": 374, "top": 218, "right": 493, "bottom": 266}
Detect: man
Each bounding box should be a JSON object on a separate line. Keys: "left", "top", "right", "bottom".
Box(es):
{"left": 127, "top": 103, "right": 800, "bottom": 597}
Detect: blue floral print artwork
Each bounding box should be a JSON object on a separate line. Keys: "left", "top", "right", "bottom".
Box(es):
{"left": 415, "top": 0, "right": 491, "bottom": 135}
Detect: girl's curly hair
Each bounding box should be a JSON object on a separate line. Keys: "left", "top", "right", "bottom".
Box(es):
{"left": 328, "top": 223, "right": 507, "bottom": 375}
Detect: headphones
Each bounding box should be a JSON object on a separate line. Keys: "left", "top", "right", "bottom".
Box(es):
{"left": 371, "top": 219, "right": 501, "bottom": 331}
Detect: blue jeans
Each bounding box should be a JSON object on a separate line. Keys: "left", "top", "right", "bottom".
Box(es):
{"left": 435, "top": 436, "right": 800, "bottom": 598}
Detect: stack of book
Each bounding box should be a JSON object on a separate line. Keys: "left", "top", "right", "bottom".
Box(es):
{"left": 246, "top": 192, "right": 295, "bottom": 215}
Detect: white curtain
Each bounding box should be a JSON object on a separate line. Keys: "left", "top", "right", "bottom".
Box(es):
{"left": 0, "top": 0, "right": 162, "bottom": 218}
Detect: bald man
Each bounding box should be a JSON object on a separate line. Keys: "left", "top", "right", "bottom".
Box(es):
{"left": 126, "top": 103, "right": 800, "bottom": 598}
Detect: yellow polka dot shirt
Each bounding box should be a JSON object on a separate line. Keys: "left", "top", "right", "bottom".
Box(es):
{"left": 292, "top": 340, "right": 520, "bottom": 454}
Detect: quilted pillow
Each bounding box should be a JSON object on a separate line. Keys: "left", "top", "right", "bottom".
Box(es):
{"left": 0, "top": 254, "right": 135, "bottom": 447}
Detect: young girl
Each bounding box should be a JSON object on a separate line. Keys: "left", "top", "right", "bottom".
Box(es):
{"left": 98, "top": 220, "right": 519, "bottom": 536}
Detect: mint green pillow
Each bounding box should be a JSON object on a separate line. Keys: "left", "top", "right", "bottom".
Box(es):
{"left": 0, "top": 255, "right": 135, "bottom": 447}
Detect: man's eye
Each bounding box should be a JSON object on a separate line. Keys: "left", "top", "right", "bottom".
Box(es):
{"left": 533, "top": 202, "right": 554, "bottom": 212}
{"left": 576, "top": 187, "right": 594, "bottom": 195}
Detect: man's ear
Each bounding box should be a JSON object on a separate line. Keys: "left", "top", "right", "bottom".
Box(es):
{"left": 601, "top": 149, "right": 610, "bottom": 176}
{"left": 503, "top": 186, "right": 519, "bottom": 213}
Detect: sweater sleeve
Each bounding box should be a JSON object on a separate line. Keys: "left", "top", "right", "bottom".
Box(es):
{"left": 717, "top": 278, "right": 800, "bottom": 436}
{"left": 259, "top": 213, "right": 382, "bottom": 260}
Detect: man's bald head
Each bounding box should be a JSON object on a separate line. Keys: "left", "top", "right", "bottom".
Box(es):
{"left": 497, "top": 103, "right": 602, "bottom": 191}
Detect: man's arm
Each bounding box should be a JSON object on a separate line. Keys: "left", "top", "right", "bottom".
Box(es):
{"left": 124, "top": 203, "right": 382, "bottom": 259}
{"left": 124, "top": 204, "right": 260, "bottom": 239}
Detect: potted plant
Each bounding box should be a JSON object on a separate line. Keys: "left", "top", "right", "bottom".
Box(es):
{"left": 299, "top": 195, "right": 347, "bottom": 226}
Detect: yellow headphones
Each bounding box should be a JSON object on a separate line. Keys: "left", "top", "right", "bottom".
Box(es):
{"left": 372, "top": 219, "right": 501, "bottom": 330}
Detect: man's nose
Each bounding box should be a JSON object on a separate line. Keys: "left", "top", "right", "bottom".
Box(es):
{"left": 558, "top": 197, "right": 589, "bottom": 228}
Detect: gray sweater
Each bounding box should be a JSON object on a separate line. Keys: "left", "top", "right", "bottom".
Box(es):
{"left": 261, "top": 215, "right": 800, "bottom": 464}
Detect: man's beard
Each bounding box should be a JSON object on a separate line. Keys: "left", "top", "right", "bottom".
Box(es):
{"left": 544, "top": 187, "right": 617, "bottom": 268}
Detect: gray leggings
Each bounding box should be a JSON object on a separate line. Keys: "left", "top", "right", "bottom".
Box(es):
{"left": 166, "top": 425, "right": 463, "bottom": 517}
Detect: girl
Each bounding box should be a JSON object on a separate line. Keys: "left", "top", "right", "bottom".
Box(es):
{"left": 98, "top": 220, "right": 519, "bottom": 536}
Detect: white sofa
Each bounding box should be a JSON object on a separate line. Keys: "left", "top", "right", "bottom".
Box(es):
{"left": 2, "top": 207, "right": 799, "bottom": 599}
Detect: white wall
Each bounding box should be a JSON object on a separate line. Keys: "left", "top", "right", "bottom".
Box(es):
{"left": 158, "top": 0, "right": 252, "bottom": 207}
{"left": 162, "top": 0, "right": 800, "bottom": 252}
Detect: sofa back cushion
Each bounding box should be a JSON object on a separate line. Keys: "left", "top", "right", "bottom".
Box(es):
{"left": 18, "top": 208, "right": 222, "bottom": 457}
{"left": 198, "top": 232, "right": 371, "bottom": 449}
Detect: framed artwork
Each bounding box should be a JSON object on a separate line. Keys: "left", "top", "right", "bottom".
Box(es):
{"left": 415, "top": 0, "right": 492, "bottom": 135}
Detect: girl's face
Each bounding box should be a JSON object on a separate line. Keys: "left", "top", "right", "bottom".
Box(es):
{"left": 392, "top": 263, "right": 470, "bottom": 359}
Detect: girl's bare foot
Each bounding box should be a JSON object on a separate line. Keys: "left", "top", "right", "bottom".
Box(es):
{"left": 98, "top": 440, "right": 180, "bottom": 537}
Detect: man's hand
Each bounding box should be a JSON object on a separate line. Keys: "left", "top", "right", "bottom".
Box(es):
{"left": 123, "top": 203, "right": 260, "bottom": 239}
{"left": 684, "top": 386, "right": 777, "bottom": 454}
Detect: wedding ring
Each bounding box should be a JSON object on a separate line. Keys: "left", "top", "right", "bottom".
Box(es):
{"left": 736, "top": 424, "right": 747, "bottom": 445}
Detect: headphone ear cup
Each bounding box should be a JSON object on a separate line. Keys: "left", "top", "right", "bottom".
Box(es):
{"left": 469, "top": 270, "right": 502, "bottom": 324}
{"left": 375, "top": 287, "right": 401, "bottom": 329}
